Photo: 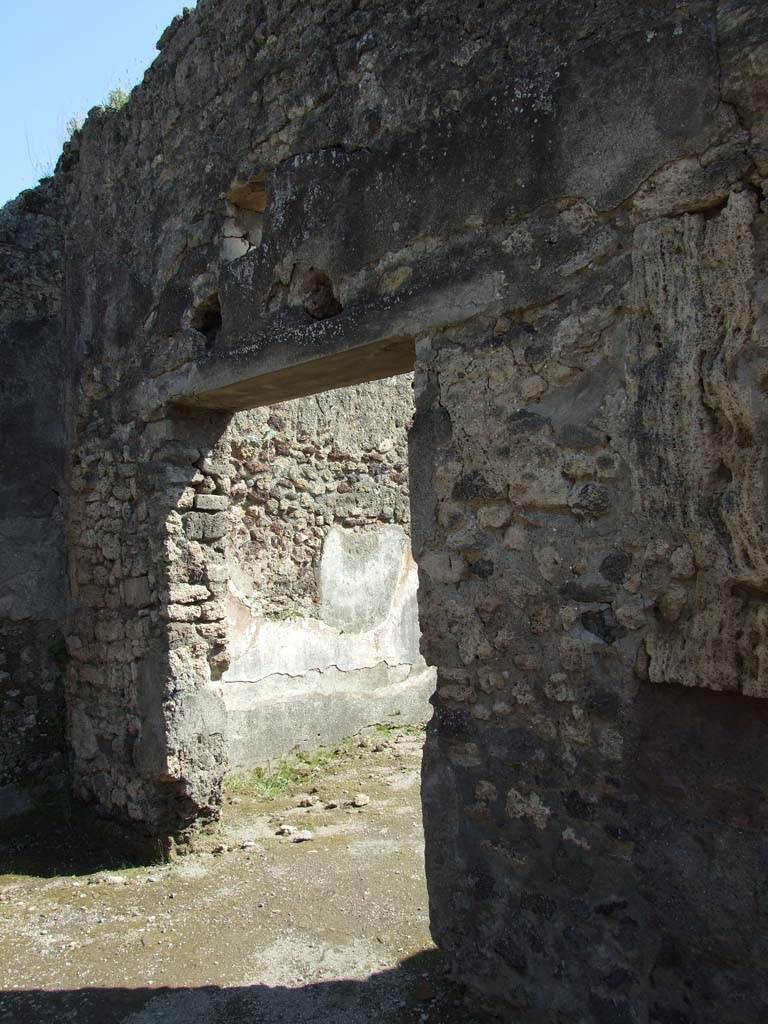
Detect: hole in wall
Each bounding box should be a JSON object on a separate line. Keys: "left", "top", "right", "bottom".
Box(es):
{"left": 222, "top": 173, "right": 267, "bottom": 263}
{"left": 191, "top": 292, "right": 222, "bottom": 348}
{"left": 266, "top": 262, "right": 344, "bottom": 320}
{"left": 302, "top": 268, "right": 343, "bottom": 320}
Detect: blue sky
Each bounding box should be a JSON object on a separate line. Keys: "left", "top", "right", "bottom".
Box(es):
{"left": 0, "top": 0, "right": 191, "bottom": 205}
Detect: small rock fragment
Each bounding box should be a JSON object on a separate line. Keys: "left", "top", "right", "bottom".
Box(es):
{"left": 291, "top": 830, "right": 314, "bottom": 843}
{"left": 275, "top": 824, "right": 298, "bottom": 837}
{"left": 670, "top": 542, "right": 696, "bottom": 579}
{"left": 352, "top": 793, "right": 371, "bottom": 808}
{"left": 657, "top": 586, "right": 687, "bottom": 623}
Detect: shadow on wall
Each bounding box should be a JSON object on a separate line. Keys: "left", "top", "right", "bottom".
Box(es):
{"left": 0, "top": 951, "right": 501, "bottom": 1024}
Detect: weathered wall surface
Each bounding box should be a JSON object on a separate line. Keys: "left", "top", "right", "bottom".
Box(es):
{"left": 60, "top": 0, "right": 543, "bottom": 842}
{"left": 224, "top": 522, "right": 433, "bottom": 765}
{"left": 225, "top": 377, "right": 412, "bottom": 616}
{"left": 222, "top": 376, "right": 432, "bottom": 766}
{"left": 0, "top": 182, "right": 69, "bottom": 830}
{"left": 17, "top": 0, "right": 768, "bottom": 1018}
{"left": 414, "top": 8, "right": 768, "bottom": 1019}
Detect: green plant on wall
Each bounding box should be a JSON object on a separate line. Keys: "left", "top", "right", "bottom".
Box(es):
{"left": 106, "top": 87, "right": 129, "bottom": 111}
{"left": 66, "top": 87, "right": 130, "bottom": 139}
{"left": 65, "top": 117, "right": 84, "bottom": 138}
{"left": 270, "top": 606, "right": 304, "bottom": 622}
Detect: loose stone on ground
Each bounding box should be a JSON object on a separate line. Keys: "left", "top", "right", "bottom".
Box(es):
{"left": 0, "top": 729, "right": 499, "bottom": 1024}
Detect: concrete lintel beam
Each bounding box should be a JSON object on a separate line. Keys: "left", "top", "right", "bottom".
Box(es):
{"left": 167, "top": 272, "right": 503, "bottom": 411}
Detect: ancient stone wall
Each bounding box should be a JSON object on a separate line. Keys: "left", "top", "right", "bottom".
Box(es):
{"left": 413, "top": 7, "right": 768, "bottom": 1016}
{"left": 62, "top": 0, "right": 596, "bottom": 843}
{"left": 225, "top": 377, "right": 412, "bottom": 618}
{"left": 66, "top": 404, "right": 232, "bottom": 847}
{"left": 8, "top": 0, "right": 768, "bottom": 1018}
{"left": 0, "top": 181, "right": 69, "bottom": 831}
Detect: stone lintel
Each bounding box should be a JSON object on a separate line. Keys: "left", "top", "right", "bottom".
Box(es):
{"left": 172, "top": 333, "right": 415, "bottom": 411}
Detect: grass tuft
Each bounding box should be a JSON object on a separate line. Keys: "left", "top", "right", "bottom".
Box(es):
{"left": 106, "top": 87, "right": 130, "bottom": 111}
{"left": 225, "top": 723, "right": 426, "bottom": 800}
{"left": 226, "top": 741, "right": 352, "bottom": 799}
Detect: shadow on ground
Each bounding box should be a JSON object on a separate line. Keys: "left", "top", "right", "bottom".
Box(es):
{"left": 0, "top": 950, "right": 502, "bottom": 1024}
{"left": 0, "top": 823, "right": 142, "bottom": 879}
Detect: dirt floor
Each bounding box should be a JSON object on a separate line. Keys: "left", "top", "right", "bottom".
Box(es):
{"left": 0, "top": 728, "right": 502, "bottom": 1024}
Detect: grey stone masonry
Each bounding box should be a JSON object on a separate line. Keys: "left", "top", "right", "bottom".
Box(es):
{"left": 2, "top": 0, "right": 768, "bottom": 1018}
{"left": 0, "top": 179, "right": 69, "bottom": 831}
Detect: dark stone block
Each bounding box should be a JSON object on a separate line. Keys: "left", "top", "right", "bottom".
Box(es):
{"left": 600, "top": 550, "right": 632, "bottom": 583}
{"left": 589, "top": 993, "right": 637, "bottom": 1024}
{"left": 563, "top": 790, "right": 597, "bottom": 821}
{"left": 581, "top": 608, "right": 627, "bottom": 644}
{"left": 520, "top": 890, "right": 557, "bottom": 920}
{"left": 452, "top": 471, "right": 503, "bottom": 502}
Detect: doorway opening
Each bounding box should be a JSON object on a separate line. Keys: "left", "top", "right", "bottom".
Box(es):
{"left": 216, "top": 373, "right": 434, "bottom": 771}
